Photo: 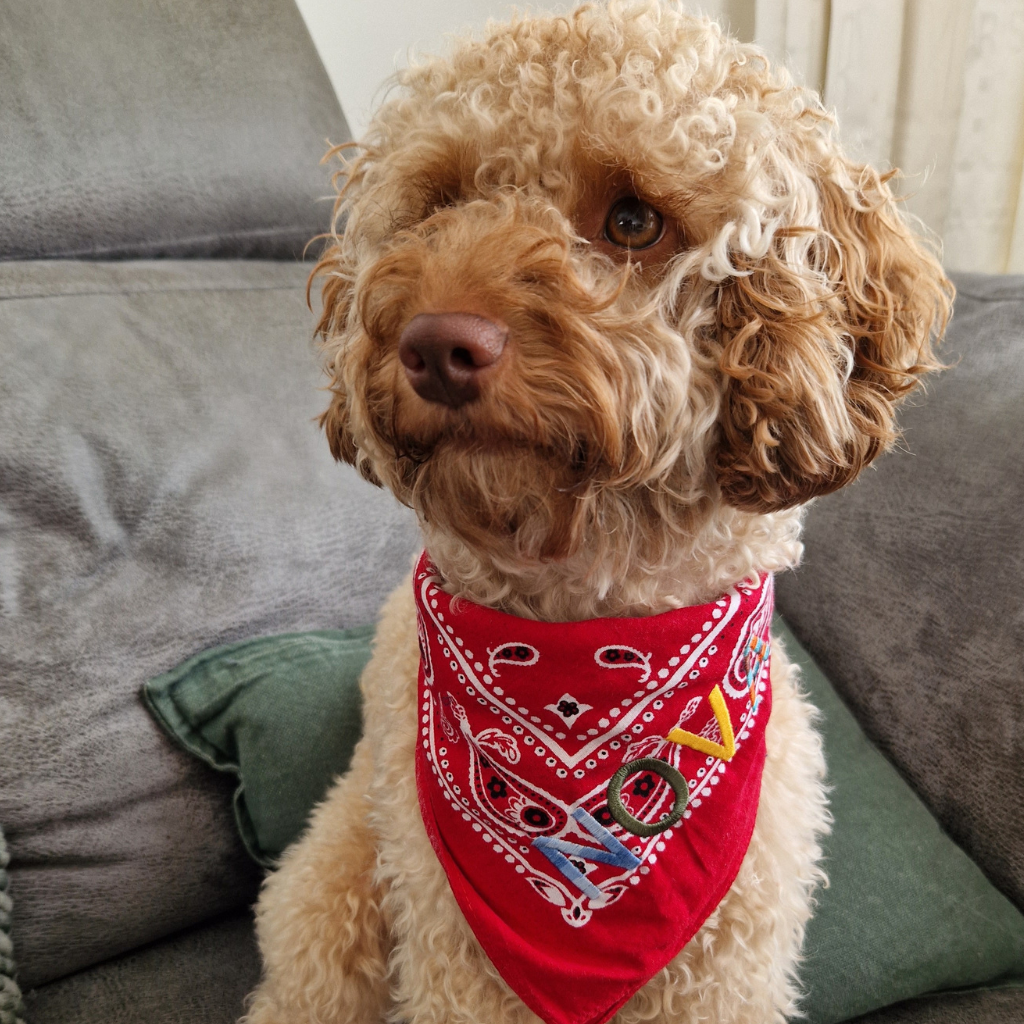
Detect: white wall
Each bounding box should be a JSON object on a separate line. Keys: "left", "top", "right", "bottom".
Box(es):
{"left": 293, "top": 1, "right": 551, "bottom": 140}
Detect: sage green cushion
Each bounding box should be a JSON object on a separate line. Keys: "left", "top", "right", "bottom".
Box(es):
{"left": 143, "top": 627, "right": 373, "bottom": 869}
{"left": 143, "top": 619, "right": 1024, "bottom": 1023}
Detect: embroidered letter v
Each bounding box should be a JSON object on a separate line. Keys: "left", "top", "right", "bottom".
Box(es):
{"left": 665, "top": 684, "right": 736, "bottom": 760}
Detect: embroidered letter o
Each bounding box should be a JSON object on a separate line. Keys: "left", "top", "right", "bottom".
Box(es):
{"left": 606, "top": 757, "right": 688, "bottom": 837}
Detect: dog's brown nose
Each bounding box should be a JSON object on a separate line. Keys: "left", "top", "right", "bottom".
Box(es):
{"left": 398, "top": 313, "right": 507, "bottom": 408}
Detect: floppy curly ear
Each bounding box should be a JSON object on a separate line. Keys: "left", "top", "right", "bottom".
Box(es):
{"left": 714, "top": 162, "right": 953, "bottom": 512}
{"left": 310, "top": 243, "right": 379, "bottom": 483}
{"left": 319, "top": 381, "right": 361, "bottom": 466}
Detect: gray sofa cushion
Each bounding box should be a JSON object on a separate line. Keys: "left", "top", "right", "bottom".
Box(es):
{"left": 0, "top": 260, "right": 420, "bottom": 988}
{"left": 0, "top": 0, "right": 348, "bottom": 260}
{"left": 851, "top": 988, "right": 1024, "bottom": 1024}
{"left": 19, "top": 915, "right": 1024, "bottom": 1024}
{"left": 776, "top": 273, "right": 1024, "bottom": 912}
{"left": 23, "top": 912, "right": 259, "bottom": 1024}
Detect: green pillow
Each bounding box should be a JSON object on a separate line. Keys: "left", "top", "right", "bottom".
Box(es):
{"left": 143, "top": 619, "right": 1024, "bottom": 1023}
{"left": 143, "top": 627, "right": 373, "bottom": 868}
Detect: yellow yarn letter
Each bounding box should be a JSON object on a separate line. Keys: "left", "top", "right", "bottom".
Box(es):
{"left": 665, "top": 685, "right": 736, "bottom": 761}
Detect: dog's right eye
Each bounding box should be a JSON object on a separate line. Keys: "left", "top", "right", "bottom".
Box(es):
{"left": 604, "top": 197, "right": 664, "bottom": 250}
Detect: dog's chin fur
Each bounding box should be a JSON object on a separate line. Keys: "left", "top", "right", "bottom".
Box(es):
{"left": 420, "top": 501, "right": 805, "bottom": 620}
{"left": 247, "top": 2, "right": 952, "bottom": 1021}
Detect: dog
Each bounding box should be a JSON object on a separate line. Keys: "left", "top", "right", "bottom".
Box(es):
{"left": 245, "top": 3, "right": 951, "bottom": 1022}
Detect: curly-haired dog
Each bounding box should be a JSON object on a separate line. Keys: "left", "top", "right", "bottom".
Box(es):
{"left": 246, "top": 4, "right": 951, "bottom": 1023}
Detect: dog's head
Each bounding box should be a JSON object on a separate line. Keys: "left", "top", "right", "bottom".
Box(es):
{"left": 314, "top": 1, "right": 951, "bottom": 581}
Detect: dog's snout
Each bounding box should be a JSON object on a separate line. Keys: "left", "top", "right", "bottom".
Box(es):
{"left": 398, "top": 313, "right": 507, "bottom": 408}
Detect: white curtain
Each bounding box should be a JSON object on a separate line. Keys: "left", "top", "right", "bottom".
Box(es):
{"left": 703, "top": 0, "right": 1024, "bottom": 274}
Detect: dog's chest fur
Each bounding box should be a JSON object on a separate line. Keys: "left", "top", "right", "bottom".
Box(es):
{"left": 356, "top": 578, "right": 826, "bottom": 1024}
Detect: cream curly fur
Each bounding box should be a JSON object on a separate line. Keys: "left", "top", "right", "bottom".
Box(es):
{"left": 245, "top": 2, "right": 951, "bottom": 1022}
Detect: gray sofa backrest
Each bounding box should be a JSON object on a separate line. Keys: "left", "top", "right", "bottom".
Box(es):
{"left": 0, "top": 0, "right": 348, "bottom": 260}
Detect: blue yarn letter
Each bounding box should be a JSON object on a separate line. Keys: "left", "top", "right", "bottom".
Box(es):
{"left": 532, "top": 808, "right": 641, "bottom": 900}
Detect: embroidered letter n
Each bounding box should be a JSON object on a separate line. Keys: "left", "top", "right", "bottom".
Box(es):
{"left": 532, "top": 808, "right": 640, "bottom": 901}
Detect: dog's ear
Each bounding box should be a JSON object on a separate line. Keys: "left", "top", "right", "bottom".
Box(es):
{"left": 310, "top": 245, "right": 381, "bottom": 483}
{"left": 318, "top": 361, "right": 384, "bottom": 488}
{"left": 318, "top": 385, "right": 359, "bottom": 464}
{"left": 713, "top": 162, "right": 952, "bottom": 512}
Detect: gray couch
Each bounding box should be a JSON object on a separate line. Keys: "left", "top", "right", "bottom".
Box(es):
{"left": 0, "top": 1, "right": 421, "bottom": 1020}
{"left": 0, "top": 2, "right": 1021, "bottom": 1022}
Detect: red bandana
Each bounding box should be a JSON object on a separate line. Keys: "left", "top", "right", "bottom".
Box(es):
{"left": 413, "top": 553, "right": 773, "bottom": 1024}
